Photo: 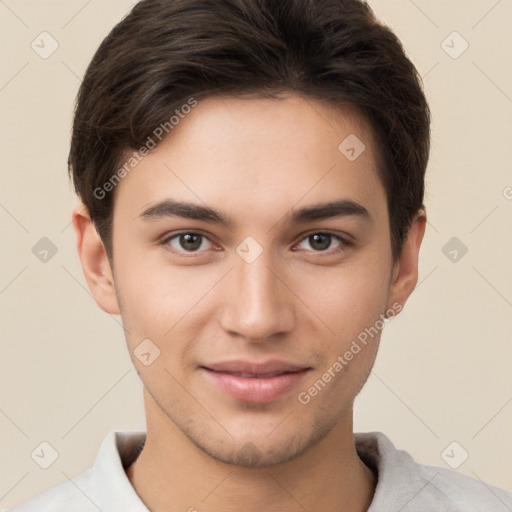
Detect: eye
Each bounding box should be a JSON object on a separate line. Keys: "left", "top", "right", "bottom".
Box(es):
{"left": 162, "top": 232, "right": 214, "bottom": 254}
{"left": 161, "top": 230, "right": 350, "bottom": 257}
{"left": 295, "top": 232, "right": 347, "bottom": 254}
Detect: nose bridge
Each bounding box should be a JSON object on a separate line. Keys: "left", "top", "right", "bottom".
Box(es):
{"left": 220, "top": 241, "right": 294, "bottom": 340}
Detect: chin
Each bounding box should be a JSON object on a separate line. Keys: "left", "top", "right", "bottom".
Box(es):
{"left": 184, "top": 417, "right": 336, "bottom": 468}
{"left": 198, "top": 437, "right": 308, "bottom": 467}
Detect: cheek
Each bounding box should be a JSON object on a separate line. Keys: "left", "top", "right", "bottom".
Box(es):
{"left": 113, "top": 250, "right": 217, "bottom": 348}
{"left": 293, "top": 257, "right": 391, "bottom": 338}
{"left": 295, "top": 263, "right": 390, "bottom": 402}
{"left": 113, "top": 249, "right": 168, "bottom": 340}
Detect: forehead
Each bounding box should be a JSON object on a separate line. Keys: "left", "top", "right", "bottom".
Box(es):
{"left": 112, "top": 94, "right": 386, "bottom": 225}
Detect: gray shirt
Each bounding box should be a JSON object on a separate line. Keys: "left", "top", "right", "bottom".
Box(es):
{"left": 6, "top": 430, "right": 512, "bottom": 511}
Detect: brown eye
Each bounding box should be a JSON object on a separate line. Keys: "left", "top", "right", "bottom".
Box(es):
{"left": 296, "top": 232, "right": 344, "bottom": 253}
{"left": 163, "top": 232, "right": 213, "bottom": 253}
{"left": 308, "top": 233, "right": 332, "bottom": 251}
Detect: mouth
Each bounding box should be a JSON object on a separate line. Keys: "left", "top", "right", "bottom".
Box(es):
{"left": 200, "top": 360, "right": 312, "bottom": 403}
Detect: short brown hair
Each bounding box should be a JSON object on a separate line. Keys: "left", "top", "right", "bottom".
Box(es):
{"left": 69, "top": 0, "right": 430, "bottom": 263}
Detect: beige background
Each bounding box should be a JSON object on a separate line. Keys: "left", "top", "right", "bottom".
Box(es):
{"left": 1, "top": 0, "right": 511, "bottom": 508}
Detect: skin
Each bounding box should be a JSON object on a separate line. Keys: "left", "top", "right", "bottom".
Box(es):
{"left": 72, "top": 94, "right": 425, "bottom": 512}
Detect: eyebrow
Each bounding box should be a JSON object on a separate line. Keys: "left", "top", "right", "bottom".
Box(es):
{"left": 138, "top": 198, "right": 371, "bottom": 228}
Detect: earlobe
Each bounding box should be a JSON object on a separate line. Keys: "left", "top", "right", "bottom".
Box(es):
{"left": 71, "top": 203, "right": 120, "bottom": 315}
{"left": 387, "top": 210, "right": 426, "bottom": 311}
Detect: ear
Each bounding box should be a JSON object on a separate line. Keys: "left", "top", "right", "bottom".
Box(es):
{"left": 386, "top": 210, "right": 426, "bottom": 311}
{"left": 71, "top": 202, "right": 120, "bottom": 315}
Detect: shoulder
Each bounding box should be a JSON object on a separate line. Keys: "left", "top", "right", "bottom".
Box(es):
{"left": 416, "top": 462, "right": 512, "bottom": 511}
{"left": 355, "top": 431, "right": 512, "bottom": 512}
{"left": 4, "top": 431, "right": 147, "bottom": 512}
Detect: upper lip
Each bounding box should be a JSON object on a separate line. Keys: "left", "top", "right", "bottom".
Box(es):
{"left": 202, "top": 359, "right": 311, "bottom": 376}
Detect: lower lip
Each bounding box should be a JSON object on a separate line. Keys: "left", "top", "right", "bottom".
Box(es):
{"left": 201, "top": 368, "right": 310, "bottom": 403}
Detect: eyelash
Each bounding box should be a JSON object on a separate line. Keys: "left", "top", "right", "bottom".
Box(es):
{"left": 160, "top": 230, "right": 351, "bottom": 257}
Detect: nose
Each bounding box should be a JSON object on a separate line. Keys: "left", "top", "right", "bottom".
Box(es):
{"left": 218, "top": 248, "right": 295, "bottom": 342}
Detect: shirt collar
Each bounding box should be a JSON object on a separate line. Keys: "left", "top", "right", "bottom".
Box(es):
{"left": 91, "top": 429, "right": 417, "bottom": 511}
{"left": 92, "top": 430, "right": 149, "bottom": 511}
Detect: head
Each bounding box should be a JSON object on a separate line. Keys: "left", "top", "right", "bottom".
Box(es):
{"left": 71, "top": 0, "right": 429, "bottom": 466}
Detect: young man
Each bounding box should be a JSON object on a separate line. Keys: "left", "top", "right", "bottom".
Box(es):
{"left": 8, "top": 0, "right": 512, "bottom": 511}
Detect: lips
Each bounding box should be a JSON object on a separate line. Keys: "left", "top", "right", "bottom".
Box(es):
{"left": 201, "top": 359, "right": 311, "bottom": 403}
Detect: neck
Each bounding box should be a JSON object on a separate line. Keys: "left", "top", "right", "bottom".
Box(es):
{"left": 126, "top": 390, "right": 376, "bottom": 512}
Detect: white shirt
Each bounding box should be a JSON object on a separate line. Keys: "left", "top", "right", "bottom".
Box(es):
{"left": 6, "top": 430, "right": 512, "bottom": 511}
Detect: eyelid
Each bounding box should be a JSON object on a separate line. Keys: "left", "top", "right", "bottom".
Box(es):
{"left": 296, "top": 229, "right": 352, "bottom": 243}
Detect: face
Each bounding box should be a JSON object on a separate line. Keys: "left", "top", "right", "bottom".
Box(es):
{"left": 97, "top": 94, "right": 412, "bottom": 466}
